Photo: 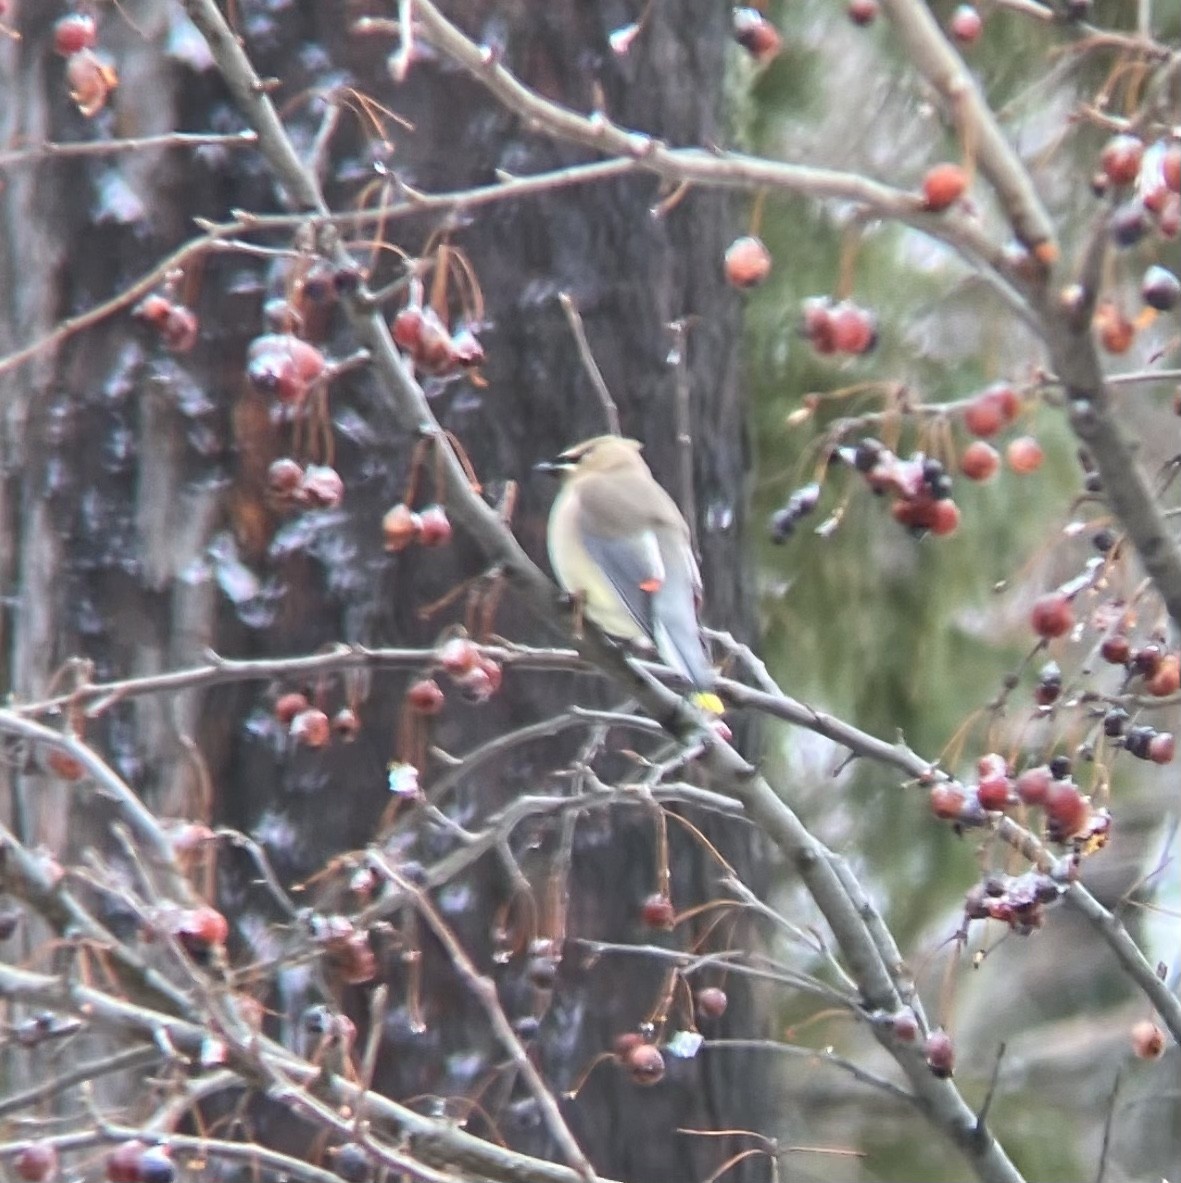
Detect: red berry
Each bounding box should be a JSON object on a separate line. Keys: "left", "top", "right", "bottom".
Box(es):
{"left": 381, "top": 503, "right": 422, "bottom": 552}
{"left": 1131, "top": 1019, "right": 1166, "bottom": 1059}
{"left": 392, "top": 306, "right": 424, "bottom": 351}
{"left": 640, "top": 892, "right": 675, "bottom": 930}
{"left": 847, "top": 0, "right": 879, "bottom": 25}
{"left": 732, "top": 8, "right": 782, "bottom": 62}
{"left": 1006, "top": 436, "right": 1044, "bottom": 474}
{"left": 929, "top": 783, "right": 966, "bottom": 820}
{"left": 695, "top": 986, "right": 728, "bottom": 1019}
{"left": 928, "top": 498, "right": 960, "bottom": 536}
{"left": 1100, "top": 634, "right": 1131, "bottom": 665}
{"left": 290, "top": 707, "right": 331, "bottom": 747}
{"left": 417, "top": 504, "right": 453, "bottom": 547}
{"left": 1101, "top": 134, "right": 1145, "bottom": 186}
{"left": 54, "top": 13, "right": 97, "bottom": 56}
{"left": 179, "top": 905, "right": 229, "bottom": 948}
{"left": 949, "top": 4, "right": 982, "bottom": 42}
{"left": 892, "top": 1007, "right": 919, "bottom": 1042}
{"left": 1148, "top": 731, "right": 1176, "bottom": 764}
{"left": 439, "top": 636, "right": 480, "bottom": 677}
{"left": 724, "top": 235, "right": 772, "bottom": 288}
{"left": 407, "top": 678, "right": 445, "bottom": 715}
{"left": 1043, "top": 780, "right": 1089, "bottom": 840}
{"left": 1146, "top": 653, "right": 1180, "bottom": 696}
{"left": 1015, "top": 765, "right": 1051, "bottom": 807}
{"left": 45, "top": 748, "right": 85, "bottom": 780}
{"left": 963, "top": 395, "right": 1003, "bottom": 438}
{"left": 802, "top": 298, "right": 837, "bottom": 354}
{"left": 924, "top": 1028, "right": 955, "bottom": 1077}
{"left": 107, "top": 1142, "right": 147, "bottom": 1183}
{"left": 976, "top": 775, "right": 1012, "bottom": 812}
{"left": 829, "top": 302, "right": 876, "bottom": 354}
{"left": 922, "top": 163, "right": 968, "bottom": 212}
{"left": 274, "top": 691, "right": 310, "bottom": 725}
{"left": 1095, "top": 302, "right": 1135, "bottom": 353}
{"left": 1164, "top": 145, "right": 1181, "bottom": 193}
{"left": 1030, "top": 592, "right": 1073, "bottom": 638}
{"left": 623, "top": 1042, "right": 665, "bottom": 1085}
{"left": 960, "top": 440, "right": 999, "bottom": 481}
{"left": 15, "top": 1143, "right": 58, "bottom": 1183}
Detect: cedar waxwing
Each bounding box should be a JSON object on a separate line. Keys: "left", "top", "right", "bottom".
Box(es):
{"left": 537, "top": 436, "right": 714, "bottom": 689}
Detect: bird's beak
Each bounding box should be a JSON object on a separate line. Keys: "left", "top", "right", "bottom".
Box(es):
{"left": 534, "top": 457, "right": 573, "bottom": 476}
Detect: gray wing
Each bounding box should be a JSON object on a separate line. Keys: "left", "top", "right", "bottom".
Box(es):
{"left": 578, "top": 523, "right": 663, "bottom": 642}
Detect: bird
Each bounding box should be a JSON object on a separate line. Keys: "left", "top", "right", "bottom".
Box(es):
{"left": 536, "top": 435, "right": 715, "bottom": 691}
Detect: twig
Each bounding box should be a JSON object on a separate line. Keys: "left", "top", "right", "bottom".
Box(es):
{"left": 558, "top": 292, "right": 621, "bottom": 435}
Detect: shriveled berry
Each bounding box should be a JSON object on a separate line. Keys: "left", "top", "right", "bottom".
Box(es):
{"left": 301, "top": 465, "right": 344, "bottom": 509}
{"left": 137, "top": 1149, "right": 174, "bottom": 1183}
{"left": 847, "top": 0, "right": 879, "bottom": 24}
{"left": 1134, "top": 644, "right": 1163, "bottom": 677}
{"left": 1142, "top": 265, "right": 1181, "bottom": 311}
{"left": 1035, "top": 661, "right": 1062, "bottom": 706}
{"left": 1048, "top": 754, "right": 1072, "bottom": 780}
{"left": 624, "top": 1041, "right": 665, "bottom": 1085}
{"left": 0, "top": 906, "right": 21, "bottom": 941}
{"left": 924, "top": 1029, "right": 955, "bottom": 1077}
{"left": 267, "top": 458, "right": 304, "bottom": 497}
{"left": 1103, "top": 707, "right": 1129, "bottom": 738}
{"left": 332, "top": 707, "right": 361, "bottom": 742}
{"left": 1030, "top": 592, "right": 1073, "bottom": 638}
{"left": 695, "top": 987, "right": 729, "bottom": 1019}
{"left": 640, "top": 892, "right": 675, "bottom": 930}
{"left": 892, "top": 1007, "right": 919, "bottom": 1042}
{"left": 1131, "top": 1019, "right": 1166, "bottom": 1059}
{"left": 1124, "top": 724, "right": 1155, "bottom": 760}
{"left": 1109, "top": 201, "right": 1149, "bottom": 249}
{"left": 333, "top": 1143, "right": 371, "bottom": 1183}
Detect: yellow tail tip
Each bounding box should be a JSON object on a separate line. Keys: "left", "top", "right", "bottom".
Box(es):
{"left": 692, "top": 691, "right": 725, "bottom": 716}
